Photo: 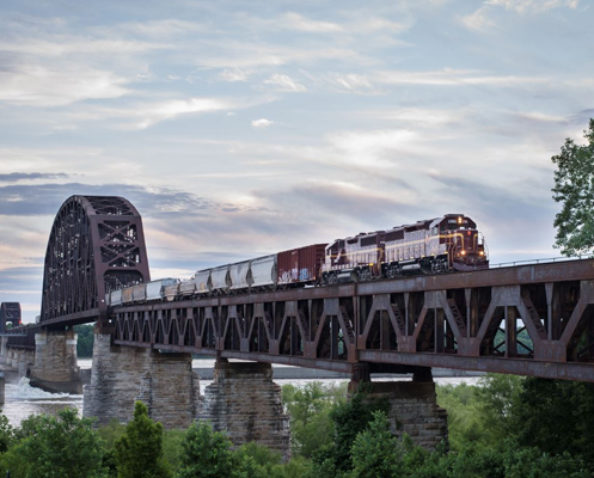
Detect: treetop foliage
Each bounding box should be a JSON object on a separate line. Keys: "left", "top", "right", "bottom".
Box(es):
{"left": 115, "top": 401, "right": 171, "bottom": 478}
{"left": 551, "top": 118, "right": 594, "bottom": 256}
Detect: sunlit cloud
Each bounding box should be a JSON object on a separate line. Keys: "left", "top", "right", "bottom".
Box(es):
{"left": 0, "top": 64, "right": 130, "bottom": 106}
{"left": 251, "top": 118, "right": 273, "bottom": 128}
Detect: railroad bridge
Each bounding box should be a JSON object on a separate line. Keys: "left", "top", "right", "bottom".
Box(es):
{"left": 3, "top": 195, "right": 594, "bottom": 456}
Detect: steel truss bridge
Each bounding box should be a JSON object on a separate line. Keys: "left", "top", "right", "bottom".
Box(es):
{"left": 10, "top": 195, "right": 594, "bottom": 382}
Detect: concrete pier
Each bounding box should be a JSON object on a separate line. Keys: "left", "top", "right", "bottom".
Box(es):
{"left": 353, "top": 371, "right": 448, "bottom": 450}
{"left": 0, "top": 372, "right": 4, "bottom": 405}
{"left": 28, "top": 330, "right": 81, "bottom": 394}
{"left": 83, "top": 333, "right": 200, "bottom": 428}
{"left": 198, "top": 360, "right": 291, "bottom": 460}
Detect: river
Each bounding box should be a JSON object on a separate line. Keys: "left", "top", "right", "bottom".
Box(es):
{"left": 1, "top": 358, "right": 482, "bottom": 427}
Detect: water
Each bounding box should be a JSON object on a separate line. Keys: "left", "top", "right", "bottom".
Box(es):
{"left": 1, "top": 359, "right": 482, "bottom": 427}
{"left": 2, "top": 377, "right": 82, "bottom": 426}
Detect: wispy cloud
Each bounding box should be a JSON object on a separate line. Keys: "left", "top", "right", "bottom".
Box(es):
{"left": 486, "top": 0, "right": 579, "bottom": 14}
{"left": 0, "top": 172, "right": 68, "bottom": 182}
{"left": 263, "top": 74, "right": 306, "bottom": 92}
{"left": 281, "top": 12, "right": 343, "bottom": 33}
{"left": 462, "top": 0, "right": 580, "bottom": 31}
{"left": 0, "top": 63, "right": 130, "bottom": 106}
{"left": 375, "top": 69, "right": 544, "bottom": 87}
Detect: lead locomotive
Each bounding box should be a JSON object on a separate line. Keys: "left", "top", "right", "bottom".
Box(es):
{"left": 321, "top": 214, "right": 488, "bottom": 284}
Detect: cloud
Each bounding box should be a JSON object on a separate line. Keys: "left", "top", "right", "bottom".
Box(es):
{"left": 375, "top": 68, "right": 543, "bottom": 87}
{"left": 486, "top": 0, "right": 579, "bottom": 14}
{"left": 132, "top": 97, "right": 234, "bottom": 129}
{"left": 263, "top": 73, "right": 307, "bottom": 92}
{"left": 0, "top": 63, "right": 130, "bottom": 107}
{"left": 281, "top": 12, "right": 343, "bottom": 33}
{"left": 276, "top": 180, "right": 419, "bottom": 225}
{"left": 0, "top": 183, "right": 214, "bottom": 217}
{"left": 461, "top": 7, "right": 495, "bottom": 31}
{"left": 331, "top": 73, "right": 374, "bottom": 92}
{"left": 63, "top": 96, "right": 239, "bottom": 129}
{"left": 251, "top": 118, "right": 273, "bottom": 128}
{"left": 462, "top": 0, "right": 580, "bottom": 31}
{"left": 0, "top": 172, "right": 68, "bottom": 182}
{"left": 219, "top": 69, "right": 251, "bottom": 82}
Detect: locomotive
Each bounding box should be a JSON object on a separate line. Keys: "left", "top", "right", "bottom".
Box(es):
{"left": 106, "top": 213, "right": 488, "bottom": 305}
{"left": 321, "top": 213, "right": 488, "bottom": 284}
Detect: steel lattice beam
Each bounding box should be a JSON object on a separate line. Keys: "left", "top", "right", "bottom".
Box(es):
{"left": 40, "top": 195, "right": 150, "bottom": 326}
{"left": 111, "top": 259, "right": 594, "bottom": 382}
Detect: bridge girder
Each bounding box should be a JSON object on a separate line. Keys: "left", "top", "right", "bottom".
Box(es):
{"left": 40, "top": 195, "right": 150, "bottom": 326}
{"left": 112, "top": 260, "right": 594, "bottom": 382}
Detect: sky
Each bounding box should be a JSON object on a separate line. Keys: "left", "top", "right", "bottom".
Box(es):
{"left": 0, "top": 0, "right": 593, "bottom": 323}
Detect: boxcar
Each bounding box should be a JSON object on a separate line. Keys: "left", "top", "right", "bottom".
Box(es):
{"left": 277, "top": 244, "right": 326, "bottom": 284}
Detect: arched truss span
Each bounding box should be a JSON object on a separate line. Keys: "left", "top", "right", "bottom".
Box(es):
{"left": 41, "top": 196, "right": 150, "bottom": 324}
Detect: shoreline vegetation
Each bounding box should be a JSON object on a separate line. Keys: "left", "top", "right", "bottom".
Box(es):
{"left": 0, "top": 375, "right": 593, "bottom": 477}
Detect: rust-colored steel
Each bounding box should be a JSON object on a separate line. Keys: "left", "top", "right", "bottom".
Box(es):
{"left": 112, "top": 259, "right": 594, "bottom": 382}
{"left": 40, "top": 196, "right": 150, "bottom": 326}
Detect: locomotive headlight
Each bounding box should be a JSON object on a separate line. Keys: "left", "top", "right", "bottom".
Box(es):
{"left": 461, "top": 250, "right": 466, "bottom": 256}
{"left": 479, "top": 251, "right": 484, "bottom": 256}
{"left": 457, "top": 216, "right": 462, "bottom": 224}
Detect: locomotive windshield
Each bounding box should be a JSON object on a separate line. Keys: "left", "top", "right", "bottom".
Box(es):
{"left": 441, "top": 216, "right": 477, "bottom": 232}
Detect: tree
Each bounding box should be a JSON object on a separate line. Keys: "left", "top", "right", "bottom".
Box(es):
{"left": 0, "top": 415, "right": 14, "bottom": 453}
{"left": 74, "top": 324, "right": 95, "bottom": 357}
{"left": 510, "top": 377, "right": 594, "bottom": 468}
{"left": 282, "top": 382, "right": 338, "bottom": 457}
{"left": 0, "top": 408, "right": 106, "bottom": 478}
{"left": 350, "top": 410, "right": 402, "bottom": 478}
{"left": 551, "top": 119, "right": 594, "bottom": 256}
{"left": 115, "top": 402, "right": 171, "bottom": 478}
{"left": 176, "top": 422, "right": 237, "bottom": 478}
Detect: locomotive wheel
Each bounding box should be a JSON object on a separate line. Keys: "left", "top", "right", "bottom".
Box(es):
{"left": 385, "top": 264, "right": 399, "bottom": 279}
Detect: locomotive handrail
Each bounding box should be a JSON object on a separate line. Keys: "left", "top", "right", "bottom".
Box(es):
{"left": 489, "top": 255, "right": 586, "bottom": 269}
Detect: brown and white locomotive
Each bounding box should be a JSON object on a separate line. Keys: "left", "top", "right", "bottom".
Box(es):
{"left": 321, "top": 214, "right": 488, "bottom": 284}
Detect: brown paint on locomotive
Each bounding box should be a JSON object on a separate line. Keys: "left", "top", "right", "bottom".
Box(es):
{"left": 321, "top": 214, "right": 488, "bottom": 283}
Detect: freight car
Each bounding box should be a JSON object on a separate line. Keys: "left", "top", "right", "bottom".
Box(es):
{"left": 321, "top": 214, "right": 487, "bottom": 284}
{"left": 190, "top": 244, "right": 327, "bottom": 295}
{"left": 106, "top": 278, "right": 178, "bottom": 306}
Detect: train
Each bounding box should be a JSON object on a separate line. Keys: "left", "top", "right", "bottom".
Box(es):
{"left": 105, "top": 213, "right": 488, "bottom": 306}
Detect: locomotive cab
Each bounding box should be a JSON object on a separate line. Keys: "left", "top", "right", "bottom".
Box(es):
{"left": 439, "top": 215, "right": 488, "bottom": 271}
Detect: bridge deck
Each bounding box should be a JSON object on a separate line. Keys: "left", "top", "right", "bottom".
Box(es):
{"left": 109, "top": 258, "right": 594, "bottom": 382}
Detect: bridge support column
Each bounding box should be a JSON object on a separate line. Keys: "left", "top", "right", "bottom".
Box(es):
{"left": 352, "top": 369, "right": 448, "bottom": 451}
{"left": 29, "top": 329, "right": 81, "bottom": 393}
{"left": 0, "top": 336, "right": 9, "bottom": 364}
{"left": 198, "top": 360, "right": 290, "bottom": 461}
{"left": 84, "top": 332, "right": 201, "bottom": 429}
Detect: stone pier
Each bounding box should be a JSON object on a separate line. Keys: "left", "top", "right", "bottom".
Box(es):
{"left": 198, "top": 360, "right": 291, "bottom": 460}
{"left": 29, "top": 329, "right": 81, "bottom": 394}
{"left": 83, "top": 333, "right": 200, "bottom": 429}
{"left": 353, "top": 370, "right": 448, "bottom": 450}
